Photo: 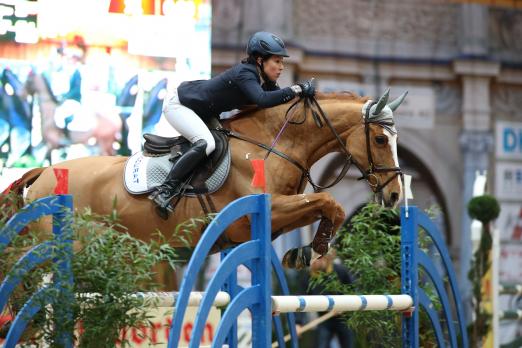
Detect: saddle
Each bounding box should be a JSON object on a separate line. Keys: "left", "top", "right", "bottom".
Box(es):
{"left": 146, "top": 129, "right": 229, "bottom": 193}
{"left": 123, "top": 128, "right": 231, "bottom": 197}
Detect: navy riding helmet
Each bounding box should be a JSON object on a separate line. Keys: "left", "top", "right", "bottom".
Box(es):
{"left": 246, "top": 31, "right": 289, "bottom": 58}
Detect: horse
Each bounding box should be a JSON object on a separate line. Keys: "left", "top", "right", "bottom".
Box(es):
{"left": 20, "top": 70, "right": 122, "bottom": 159}
{"left": 8, "top": 89, "right": 406, "bottom": 287}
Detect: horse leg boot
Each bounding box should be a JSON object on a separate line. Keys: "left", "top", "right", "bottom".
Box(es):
{"left": 311, "top": 217, "right": 335, "bottom": 255}
{"left": 267, "top": 192, "right": 345, "bottom": 269}
{"left": 151, "top": 139, "right": 207, "bottom": 218}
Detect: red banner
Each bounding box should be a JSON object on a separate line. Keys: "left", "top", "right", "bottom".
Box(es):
{"left": 250, "top": 159, "right": 266, "bottom": 192}
{"left": 53, "top": 168, "right": 69, "bottom": 195}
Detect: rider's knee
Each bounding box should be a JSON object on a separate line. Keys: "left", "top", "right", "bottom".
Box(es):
{"left": 193, "top": 135, "right": 215, "bottom": 156}
{"left": 204, "top": 136, "right": 216, "bottom": 156}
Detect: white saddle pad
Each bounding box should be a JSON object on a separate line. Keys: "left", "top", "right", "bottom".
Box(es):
{"left": 123, "top": 149, "right": 231, "bottom": 196}
{"left": 123, "top": 152, "right": 172, "bottom": 194}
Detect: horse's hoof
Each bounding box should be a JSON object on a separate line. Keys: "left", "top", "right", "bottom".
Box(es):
{"left": 310, "top": 255, "right": 331, "bottom": 274}
{"left": 282, "top": 246, "right": 312, "bottom": 270}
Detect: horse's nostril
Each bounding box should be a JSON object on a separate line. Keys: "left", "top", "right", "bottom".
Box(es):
{"left": 391, "top": 192, "right": 399, "bottom": 203}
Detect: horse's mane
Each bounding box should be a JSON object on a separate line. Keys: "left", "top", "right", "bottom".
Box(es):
{"left": 28, "top": 71, "right": 60, "bottom": 104}
{"left": 315, "top": 91, "right": 370, "bottom": 103}
{"left": 228, "top": 91, "right": 369, "bottom": 121}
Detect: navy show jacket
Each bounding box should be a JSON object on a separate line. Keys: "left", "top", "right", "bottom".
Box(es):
{"left": 177, "top": 62, "right": 296, "bottom": 120}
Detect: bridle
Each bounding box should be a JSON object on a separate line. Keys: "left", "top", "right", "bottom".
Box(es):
{"left": 359, "top": 100, "right": 403, "bottom": 193}
{"left": 224, "top": 95, "right": 402, "bottom": 193}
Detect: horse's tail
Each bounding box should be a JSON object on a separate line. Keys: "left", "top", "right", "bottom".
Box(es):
{"left": 1, "top": 167, "right": 47, "bottom": 218}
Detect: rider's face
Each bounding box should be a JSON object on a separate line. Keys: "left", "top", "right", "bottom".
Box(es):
{"left": 259, "top": 55, "right": 285, "bottom": 82}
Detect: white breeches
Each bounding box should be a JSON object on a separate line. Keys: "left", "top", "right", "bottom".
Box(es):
{"left": 163, "top": 89, "right": 216, "bottom": 156}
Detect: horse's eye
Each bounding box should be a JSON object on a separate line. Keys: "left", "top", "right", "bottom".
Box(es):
{"left": 375, "top": 135, "right": 388, "bottom": 145}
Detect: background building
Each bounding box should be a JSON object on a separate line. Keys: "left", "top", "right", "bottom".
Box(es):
{"left": 0, "top": 0, "right": 521, "bottom": 345}
{"left": 211, "top": 0, "right": 522, "bottom": 343}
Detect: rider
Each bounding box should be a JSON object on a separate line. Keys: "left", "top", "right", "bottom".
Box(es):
{"left": 151, "top": 31, "right": 315, "bottom": 215}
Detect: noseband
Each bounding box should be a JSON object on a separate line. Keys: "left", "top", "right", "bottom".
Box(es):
{"left": 226, "top": 96, "right": 402, "bottom": 193}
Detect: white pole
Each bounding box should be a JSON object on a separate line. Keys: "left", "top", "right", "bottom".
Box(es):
{"left": 76, "top": 293, "right": 412, "bottom": 312}
{"left": 403, "top": 174, "right": 414, "bottom": 218}
{"left": 271, "top": 294, "right": 413, "bottom": 313}
{"left": 77, "top": 291, "right": 231, "bottom": 308}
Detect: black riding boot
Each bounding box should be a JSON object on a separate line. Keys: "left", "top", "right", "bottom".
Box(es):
{"left": 152, "top": 139, "right": 208, "bottom": 216}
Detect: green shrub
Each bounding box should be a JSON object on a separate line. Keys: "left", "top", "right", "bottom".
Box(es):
{"left": 467, "top": 194, "right": 500, "bottom": 224}
{"left": 0, "top": 205, "right": 181, "bottom": 348}
{"left": 311, "top": 203, "right": 439, "bottom": 348}
{"left": 310, "top": 203, "right": 403, "bottom": 347}
{"left": 467, "top": 194, "right": 501, "bottom": 347}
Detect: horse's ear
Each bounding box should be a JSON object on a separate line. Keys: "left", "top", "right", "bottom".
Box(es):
{"left": 388, "top": 91, "right": 408, "bottom": 112}
{"left": 372, "top": 88, "right": 390, "bottom": 115}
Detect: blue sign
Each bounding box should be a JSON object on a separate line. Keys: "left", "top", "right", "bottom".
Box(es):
{"left": 496, "top": 122, "right": 522, "bottom": 160}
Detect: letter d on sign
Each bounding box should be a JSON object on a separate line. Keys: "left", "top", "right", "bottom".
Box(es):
{"left": 503, "top": 128, "right": 517, "bottom": 153}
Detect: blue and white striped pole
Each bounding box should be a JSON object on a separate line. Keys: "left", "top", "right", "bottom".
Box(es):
{"left": 271, "top": 294, "right": 413, "bottom": 313}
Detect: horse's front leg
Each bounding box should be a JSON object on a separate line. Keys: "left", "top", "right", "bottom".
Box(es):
{"left": 271, "top": 192, "right": 345, "bottom": 268}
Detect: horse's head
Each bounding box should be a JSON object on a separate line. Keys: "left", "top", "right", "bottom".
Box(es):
{"left": 23, "top": 70, "right": 58, "bottom": 104}
{"left": 23, "top": 70, "right": 37, "bottom": 96}
{"left": 343, "top": 89, "right": 406, "bottom": 208}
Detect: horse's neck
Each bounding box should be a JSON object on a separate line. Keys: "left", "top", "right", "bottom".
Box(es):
{"left": 34, "top": 74, "right": 55, "bottom": 101}
{"left": 228, "top": 99, "right": 363, "bottom": 168}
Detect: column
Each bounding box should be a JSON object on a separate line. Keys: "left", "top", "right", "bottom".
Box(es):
{"left": 455, "top": 1, "right": 498, "bottom": 320}
{"left": 454, "top": 60, "right": 499, "bottom": 321}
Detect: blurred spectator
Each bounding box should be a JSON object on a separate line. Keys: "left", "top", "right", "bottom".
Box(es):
{"left": 58, "top": 47, "right": 83, "bottom": 103}
{"left": 52, "top": 44, "right": 85, "bottom": 129}
{"left": 295, "top": 252, "right": 355, "bottom": 348}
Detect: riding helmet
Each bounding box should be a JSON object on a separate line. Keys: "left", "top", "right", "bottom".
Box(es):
{"left": 246, "top": 31, "right": 289, "bottom": 58}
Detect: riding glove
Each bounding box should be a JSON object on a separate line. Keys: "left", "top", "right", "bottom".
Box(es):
{"left": 290, "top": 85, "right": 302, "bottom": 95}
{"left": 298, "top": 78, "right": 316, "bottom": 98}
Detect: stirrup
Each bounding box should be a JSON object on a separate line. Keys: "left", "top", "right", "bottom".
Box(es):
{"left": 150, "top": 173, "right": 195, "bottom": 219}
{"left": 151, "top": 186, "right": 181, "bottom": 207}
{"left": 154, "top": 187, "right": 183, "bottom": 220}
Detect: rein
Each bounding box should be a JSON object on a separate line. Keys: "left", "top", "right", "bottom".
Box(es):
{"left": 224, "top": 95, "right": 402, "bottom": 193}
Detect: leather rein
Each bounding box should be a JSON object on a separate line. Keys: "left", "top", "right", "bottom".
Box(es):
{"left": 222, "top": 95, "right": 402, "bottom": 193}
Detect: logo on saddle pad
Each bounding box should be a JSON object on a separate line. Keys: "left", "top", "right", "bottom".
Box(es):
{"left": 123, "top": 133, "right": 231, "bottom": 196}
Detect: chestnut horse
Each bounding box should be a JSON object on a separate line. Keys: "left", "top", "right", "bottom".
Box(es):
{"left": 21, "top": 70, "right": 121, "bottom": 158}
{"left": 13, "top": 90, "right": 405, "bottom": 283}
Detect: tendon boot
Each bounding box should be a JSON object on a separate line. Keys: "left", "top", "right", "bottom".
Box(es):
{"left": 151, "top": 139, "right": 208, "bottom": 218}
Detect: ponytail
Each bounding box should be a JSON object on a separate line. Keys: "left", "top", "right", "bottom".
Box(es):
{"left": 241, "top": 55, "right": 258, "bottom": 65}
{"left": 241, "top": 54, "right": 272, "bottom": 86}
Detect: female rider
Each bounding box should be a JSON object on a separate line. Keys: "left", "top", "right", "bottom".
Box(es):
{"left": 151, "top": 31, "right": 315, "bottom": 217}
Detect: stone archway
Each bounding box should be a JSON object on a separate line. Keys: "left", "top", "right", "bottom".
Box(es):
{"left": 312, "top": 142, "right": 455, "bottom": 244}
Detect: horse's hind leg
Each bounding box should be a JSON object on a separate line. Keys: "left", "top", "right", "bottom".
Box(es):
{"left": 270, "top": 192, "right": 345, "bottom": 268}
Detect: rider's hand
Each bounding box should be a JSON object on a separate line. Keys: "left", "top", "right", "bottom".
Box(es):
{"left": 298, "top": 78, "right": 315, "bottom": 98}
{"left": 290, "top": 85, "right": 302, "bottom": 95}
